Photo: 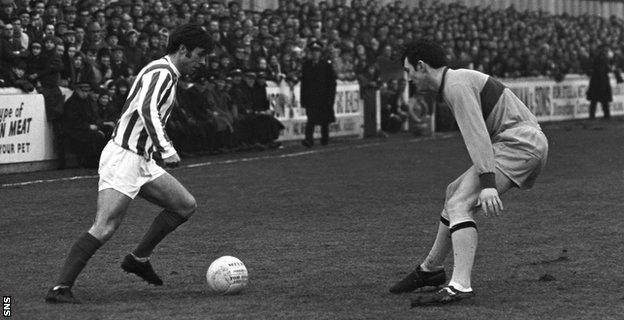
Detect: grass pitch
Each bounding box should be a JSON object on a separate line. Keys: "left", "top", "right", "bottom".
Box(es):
{"left": 2, "top": 119, "right": 624, "bottom": 320}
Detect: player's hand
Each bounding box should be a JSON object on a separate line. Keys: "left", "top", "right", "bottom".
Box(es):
{"left": 477, "top": 188, "right": 503, "bottom": 217}
{"left": 163, "top": 153, "right": 181, "bottom": 169}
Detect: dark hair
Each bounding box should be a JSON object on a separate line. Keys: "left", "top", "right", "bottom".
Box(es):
{"left": 166, "top": 23, "right": 214, "bottom": 54}
{"left": 403, "top": 39, "right": 447, "bottom": 68}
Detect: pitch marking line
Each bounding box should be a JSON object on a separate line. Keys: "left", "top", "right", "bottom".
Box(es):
{"left": 0, "top": 134, "right": 455, "bottom": 189}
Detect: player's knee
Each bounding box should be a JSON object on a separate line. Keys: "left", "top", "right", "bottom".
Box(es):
{"left": 445, "top": 181, "right": 459, "bottom": 199}
{"left": 444, "top": 197, "right": 472, "bottom": 221}
{"left": 177, "top": 194, "right": 197, "bottom": 218}
{"left": 444, "top": 198, "right": 468, "bottom": 216}
{"left": 90, "top": 217, "right": 122, "bottom": 242}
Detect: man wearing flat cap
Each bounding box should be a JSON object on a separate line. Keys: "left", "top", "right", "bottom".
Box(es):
{"left": 62, "top": 81, "right": 107, "bottom": 168}
{"left": 300, "top": 40, "right": 337, "bottom": 147}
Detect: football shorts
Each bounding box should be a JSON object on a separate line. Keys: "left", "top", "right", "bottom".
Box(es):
{"left": 98, "top": 140, "right": 166, "bottom": 199}
{"left": 493, "top": 124, "right": 548, "bottom": 190}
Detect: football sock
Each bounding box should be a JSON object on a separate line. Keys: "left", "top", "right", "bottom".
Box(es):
{"left": 421, "top": 217, "right": 452, "bottom": 271}
{"left": 56, "top": 232, "right": 103, "bottom": 287}
{"left": 133, "top": 209, "right": 188, "bottom": 258}
{"left": 449, "top": 221, "right": 478, "bottom": 291}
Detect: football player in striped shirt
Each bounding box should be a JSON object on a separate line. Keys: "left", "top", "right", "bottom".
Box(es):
{"left": 46, "top": 23, "right": 213, "bottom": 304}
{"left": 389, "top": 40, "right": 548, "bottom": 306}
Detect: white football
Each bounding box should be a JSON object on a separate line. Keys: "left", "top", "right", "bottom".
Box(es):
{"left": 206, "top": 256, "right": 248, "bottom": 295}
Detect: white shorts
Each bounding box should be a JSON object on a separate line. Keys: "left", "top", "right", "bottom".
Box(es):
{"left": 98, "top": 140, "right": 166, "bottom": 199}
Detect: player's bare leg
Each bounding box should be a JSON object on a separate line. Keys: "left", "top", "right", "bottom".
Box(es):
{"left": 421, "top": 219, "right": 452, "bottom": 272}
{"left": 418, "top": 166, "right": 479, "bottom": 272}
{"left": 390, "top": 172, "right": 472, "bottom": 294}
{"left": 447, "top": 167, "right": 513, "bottom": 290}
{"left": 89, "top": 189, "right": 134, "bottom": 241}
{"left": 410, "top": 166, "right": 514, "bottom": 306}
{"left": 46, "top": 189, "right": 132, "bottom": 303}
{"left": 121, "top": 171, "right": 196, "bottom": 285}
{"left": 389, "top": 218, "right": 450, "bottom": 294}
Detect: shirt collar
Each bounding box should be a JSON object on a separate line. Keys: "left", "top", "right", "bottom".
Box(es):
{"left": 164, "top": 55, "right": 181, "bottom": 79}
{"left": 438, "top": 67, "right": 449, "bottom": 97}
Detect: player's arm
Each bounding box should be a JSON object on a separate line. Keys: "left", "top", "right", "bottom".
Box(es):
{"left": 135, "top": 70, "right": 179, "bottom": 165}
{"left": 446, "top": 83, "right": 503, "bottom": 216}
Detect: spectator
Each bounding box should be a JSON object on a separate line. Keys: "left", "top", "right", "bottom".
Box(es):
{"left": 1, "top": 58, "right": 34, "bottom": 92}
{"left": 122, "top": 29, "right": 142, "bottom": 70}
{"left": 73, "top": 26, "right": 85, "bottom": 51}
{"left": 267, "top": 53, "right": 283, "bottom": 81}
{"left": 587, "top": 45, "right": 623, "bottom": 119}
{"left": 62, "top": 6, "right": 77, "bottom": 29}
{"left": 176, "top": 74, "right": 218, "bottom": 153}
{"left": 380, "top": 78, "right": 408, "bottom": 133}
{"left": 110, "top": 45, "right": 129, "bottom": 80}
{"left": 104, "top": 32, "right": 119, "bottom": 49}
{"left": 68, "top": 52, "right": 94, "bottom": 88}
{"left": 2, "top": 23, "right": 21, "bottom": 54}
{"left": 147, "top": 31, "right": 165, "bottom": 61}
{"left": 300, "top": 41, "right": 336, "bottom": 148}
{"left": 251, "top": 71, "right": 284, "bottom": 148}
{"left": 83, "top": 21, "right": 105, "bottom": 53}
{"left": 211, "top": 74, "right": 237, "bottom": 149}
{"left": 237, "top": 69, "right": 264, "bottom": 149}
{"left": 202, "top": 74, "right": 234, "bottom": 152}
{"left": 25, "top": 40, "right": 43, "bottom": 84}
{"left": 228, "top": 68, "right": 251, "bottom": 148}
{"left": 55, "top": 41, "right": 64, "bottom": 56}
{"left": 111, "top": 78, "right": 129, "bottom": 112}
{"left": 27, "top": 11, "right": 43, "bottom": 44}
{"left": 0, "top": 0, "right": 14, "bottom": 24}
{"left": 10, "top": 17, "right": 28, "bottom": 52}
{"left": 62, "top": 81, "right": 106, "bottom": 168}
{"left": 33, "top": 36, "right": 63, "bottom": 115}
{"left": 59, "top": 44, "right": 75, "bottom": 85}
{"left": 95, "top": 88, "right": 117, "bottom": 139}
{"left": 96, "top": 47, "right": 113, "bottom": 82}
{"left": 207, "top": 53, "right": 221, "bottom": 74}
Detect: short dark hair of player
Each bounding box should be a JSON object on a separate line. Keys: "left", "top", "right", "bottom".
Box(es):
{"left": 166, "top": 23, "right": 214, "bottom": 55}
{"left": 403, "top": 39, "right": 448, "bottom": 69}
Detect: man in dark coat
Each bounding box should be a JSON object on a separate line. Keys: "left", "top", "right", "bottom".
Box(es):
{"left": 37, "top": 36, "right": 67, "bottom": 168}
{"left": 62, "top": 82, "right": 107, "bottom": 168}
{"left": 227, "top": 68, "right": 252, "bottom": 149}
{"left": 1, "top": 58, "right": 34, "bottom": 92}
{"left": 251, "top": 71, "right": 284, "bottom": 148}
{"left": 176, "top": 74, "right": 218, "bottom": 153}
{"left": 587, "top": 45, "right": 623, "bottom": 119}
{"left": 237, "top": 69, "right": 263, "bottom": 148}
{"left": 300, "top": 40, "right": 337, "bottom": 147}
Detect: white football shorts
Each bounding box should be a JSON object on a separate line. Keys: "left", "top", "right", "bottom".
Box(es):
{"left": 98, "top": 140, "right": 166, "bottom": 199}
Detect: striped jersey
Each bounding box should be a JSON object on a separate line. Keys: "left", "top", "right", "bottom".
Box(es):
{"left": 111, "top": 55, "right": 180, "bottom": 160}
{"left": 439, "top": 68, "right": 541, "bottom": 181}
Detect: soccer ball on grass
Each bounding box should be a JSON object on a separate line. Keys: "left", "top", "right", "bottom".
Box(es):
{"left": 206, "top": 256, "right": 248, "bottom": 295}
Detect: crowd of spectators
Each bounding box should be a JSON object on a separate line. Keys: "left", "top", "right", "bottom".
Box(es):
{"left": 1, "top": 0, "right": 624, "bottom": 162}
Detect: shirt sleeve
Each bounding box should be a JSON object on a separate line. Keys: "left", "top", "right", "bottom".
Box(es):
{"left": 135, "top": 69, "right": 177, "bottom": 158}
{"left": 445, "top": 83, "right": 497, "bottom": 189}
